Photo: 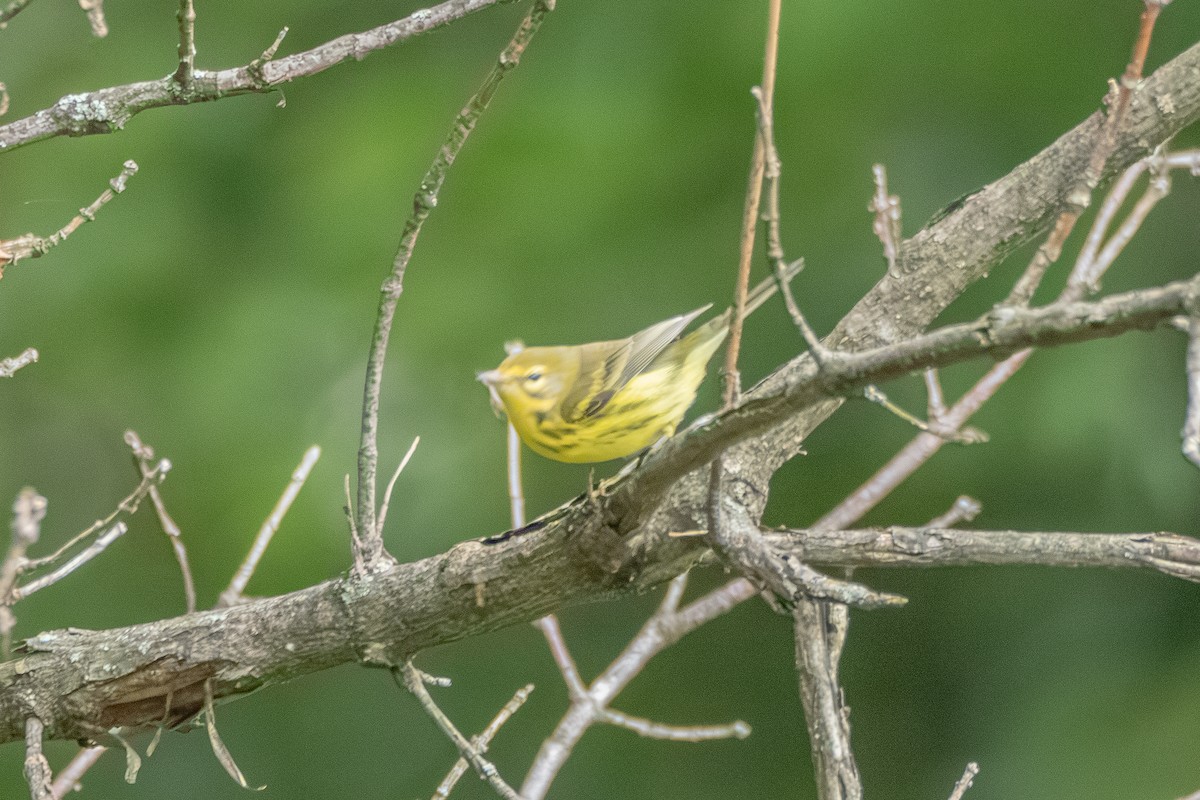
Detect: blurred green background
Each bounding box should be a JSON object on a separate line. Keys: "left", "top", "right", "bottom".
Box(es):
{"left": 2, "top": 1, "right": 1199, "bottom": 798}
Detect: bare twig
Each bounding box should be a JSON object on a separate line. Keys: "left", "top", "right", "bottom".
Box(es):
{"left": 23, "top": 717, "right": 53, "bottom": 800}
{"left": 203, "top": 681, "right": 262, "bottom": 790}
{"left": 1005, "top": 0, "right": 1164, "bottom": 306}
{"left": 76, "top": 0, "right": 106, "bottom": 36}
{"left": 1076, "top": 156, "right": 1171, "bottom": 293}
{"left": 506, "top": 424, "right": 525, "bottom": 530}
{"left": 521, "top": 571, "right": 754, "bottom": 800}
{"left": 753, "top": 86, "right": 822, "bottom": 356}
{"left": 173, "top": 0, "right": 197, "bottom": 86}
{"left": 433, "top": 683, "right": 535, "bottom": 800}
{"left": 870, "top": 164, "right": 902, "bottom": 274}
{"left": 220, "top": 445, "right": 322, "bottom": 607}
{"left": 401, "top": 662, "right": 524, "bottom": 800}
{"left": 0, "top": 0, "right": 35, "bottom": 27}
{"left": 0, "top": 161, "right": 138, "bottom": 271}
{"left": 764, "top": 527, "right": 1200, "bottom": 582}
{"left": 0, "top": 0, "right": 525, "bottom": 151}
{"left": 794, "top": 599, "right": 861, "bottom": 800}
{"left": 924, "top": 496, "right": 982, "bottom": 529}
{"left": 0, "top": 348, "right": 38, "bottom": 378}
{"left": 600, "top": 708, "right": 750, "bottom": 742}
{"left": 376, "top": 436, "right": 419, "bottom": 537}
{"left": 0, "top": 489, "right": 46, "bottom": 656}
{"left": 355, "top": 0, "right": 555, "bottom": 571}
{"left": 21, "top": 457, "right": 167, "bottom": 574}
{"left": 862, "top": 385, "right": 986, "bottom": 445}
{"left": 1183, "top": 316, "right": 1200, "bottom": 469}
{"left": 125, "top": 430, "right": 195, "bottom": 612}
{"left": 723, "top": 0, "right": 783, "bottom": 406}
{"left": 948, "top": 762, "right": 980, "bottom": 800}
{"left": 16, "top": 523, "right": 127, "bottom": 600}
{"left": 49, "top": 745, "right": 106, "bottom": 799}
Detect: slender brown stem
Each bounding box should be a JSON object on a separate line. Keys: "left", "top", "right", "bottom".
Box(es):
{"left": 356, "top": 0, "right": 554, "bottom": 571}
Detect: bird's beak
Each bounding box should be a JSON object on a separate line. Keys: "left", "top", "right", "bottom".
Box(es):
{"left": 476, "top": 370, "right": 506, "bottom": 417}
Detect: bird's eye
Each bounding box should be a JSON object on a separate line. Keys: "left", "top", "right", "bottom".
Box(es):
{"left": 525, "top": 369, "right": 544, "bottom": 383}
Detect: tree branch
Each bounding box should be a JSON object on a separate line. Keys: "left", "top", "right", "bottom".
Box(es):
{"left": 0, "top": 0, "right": 521, "bottom": 151}
{"left": 0, "top": 32, "right": 1196, "bottom": 756}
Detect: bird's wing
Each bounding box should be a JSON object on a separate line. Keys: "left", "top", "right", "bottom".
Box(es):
{"left": 559, "top": 305, "right": 710, "bottom": 422}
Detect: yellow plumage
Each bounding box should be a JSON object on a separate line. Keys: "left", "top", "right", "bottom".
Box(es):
{"left": 478, "top": 268, "right": 796, "bottom": 463}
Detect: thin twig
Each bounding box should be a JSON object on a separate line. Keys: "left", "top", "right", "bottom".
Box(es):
{"left": 0, "top": 0, "right": 35, "bottom": 27}
{"left": 600, "top": 708, "right": 750, "bottom": 742}
{"left": 203, "top": 681, "right": 262, "bottom": 790}
{"left": 401, "top": 662, "right": 524, "bottom": 800}
{"left": 125, "top": 430, "right": 195, "bottom": 612}
{"left": 16, "top": 523, "right": 127, "bottom": 600}
{"left": 0, "top": 161, "right": 137, "bottom": 271}
{"left": 355, "top": 0, "right": 555, "bottom": 571}
{"left": 506, "top": 424, "right": 525, "bottom": 529}
{"left": 21, "top": 457, "right": 167, "bottom": 573}
{"left": 764, "top": 526, "right": 1200, "bottom": 582}
{"left": 220, "top": 445, "right": 322, "bottom": 607}
{"left": 0, "top": 348, "right": 38, "bottom": 378}
{"left": 23, "top": 717, "right": 53, "bottom": 800}
{"left": 722, "top": 0, "right": 783, "bottom": 407}
{"left": 49, "top": 745, "right": 106, "bottom": 799}
{"left": 793, "top": 598, "right": 861, "bottom": 800}
{"left": 1004, "top": 0, "right": 1164, "bottom": 306}
{"left": 813, "top": 227, "right": 1195, "bottom": 530}
{"left": 433, "top": 683, "right": 535, "bottom": 800}
{"left": 76, "top": 0, "right": 106, "bottom": 37}
{"left": 1077, "top": 157, "right": 1170, "bottom": 293}
{"left": 1182, "top": 317, "right": 1200, "bottom": 469}
{"left": 0, "top": 489, "right": 46, "bottom": 656}
{"left": 521, "top": 571, "right": 754, "bottom": 800}
{"left": 377, "top": 436, "right": 419, "bottom": 537}
{"left": 947, "top": 762, "right": 980, "bottom": 800}
{"left": 924, "top": 496, "right": 982, "bottom": 529}
{"left": 862, "top": 385, "right": 986, "bottom": 445}
{"left": 533, "top": 615, "right": 587, "bottom": 699}
{"left": 173, "top": 0, "right": 197, "bottom": 87}
{"left": 870, "top": 164, "right": 902, "bottom": 274}
{"left": 753, "top": 86, "right": 822, "bottom": 356}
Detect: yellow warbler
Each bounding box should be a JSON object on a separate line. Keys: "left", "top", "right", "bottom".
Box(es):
{"left": 478, "top": 266, "right": 798, "bottom": 464}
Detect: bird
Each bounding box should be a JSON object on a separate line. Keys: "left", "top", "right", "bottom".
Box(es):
{"left": 477, "top": 266, "right": 799, "bottom": 463}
